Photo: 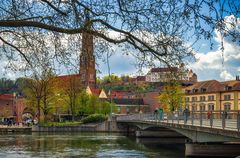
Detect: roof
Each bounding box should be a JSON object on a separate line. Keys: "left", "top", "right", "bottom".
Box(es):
{"left": 90, "top": 88, "right": 101, "bottom": 95}
{"left": 136, "top": 76, "right": 146, "bottom": 81}
{"left": 150, "top": 67, "right": 178, "bottom": 73}
{"left": 110, "top": 91, "right": 131, "bottom": 99}
{"left": 220, "top": 80, "right": 240, "bottom": 90}
{"left": 0, "top": 94, "right": 21, "bottom": 100}
{"left": 112, "top": 98, "right": 145, "bottom": 105}
{"left": 184, "top": 80, "right": 221, "bottom": 93}
{"left": 55, "top": 74, "right": 81, "bottom": 82}
{"left": 184, "top": 80, "right": 240, "bottom": 93}
{"left": 0, "top": 94, "right": 13, "bottom": 100}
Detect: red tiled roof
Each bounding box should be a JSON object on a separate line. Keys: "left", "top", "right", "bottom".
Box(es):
{"left": 55, "top": 74, "right": 81, "bottom": 82}
{"left": 0, "top": 94, "right": 14, "bottom": 100}
{"left": 90, "top": 88, "right": 101, "bottom": 96}
{"left": 111, "top": 91, "right": 129, "bottom": 98}
{"left": 184, "top": 80, "right": 240, "bottom": 93}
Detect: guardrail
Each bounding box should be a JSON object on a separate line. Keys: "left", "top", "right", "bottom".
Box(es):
{"left": 116, "top": 110, "right": 240, "bottom": 131}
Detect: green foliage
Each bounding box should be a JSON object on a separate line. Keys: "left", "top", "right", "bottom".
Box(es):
{"left": 158, "top": 81, "right": 184, "bottom": 112}
{"left": 0, "top": 78, "right": 15, "bottom": 94}
{"left": 39, "top": 121, "right": 82, "bottom": 127}
{"left": 77, "top": 91, "right": 117, "bottom": 116}
{"left": 81, "top": 114, "right": 107, "bottom": 124}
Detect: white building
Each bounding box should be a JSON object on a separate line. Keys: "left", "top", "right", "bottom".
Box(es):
{"left": 145, "top": 66, "right": 197, "bottom": 83}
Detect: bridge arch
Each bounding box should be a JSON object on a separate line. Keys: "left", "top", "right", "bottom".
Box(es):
{"left": 22, "top": 107, "right": 35, "bottom": 122}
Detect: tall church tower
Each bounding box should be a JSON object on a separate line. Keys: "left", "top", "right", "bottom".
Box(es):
{"left": 79, "top": 30, "right": 96, "bottom": 88}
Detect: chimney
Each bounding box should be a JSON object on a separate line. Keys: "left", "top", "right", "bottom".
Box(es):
{"left": 236, "top": 75, "right": 239, "bottom": 81}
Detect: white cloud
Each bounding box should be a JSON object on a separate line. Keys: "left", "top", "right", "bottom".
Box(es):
{"left": 220, "top": 70, "right": 234, "bottom": 80}
{"left": 190, "top": 15, "right": 240, "bottom": 81}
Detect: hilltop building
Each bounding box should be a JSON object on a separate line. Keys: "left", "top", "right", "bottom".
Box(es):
{"left": 145, "top": 67, "right": 197, "bottom": 83}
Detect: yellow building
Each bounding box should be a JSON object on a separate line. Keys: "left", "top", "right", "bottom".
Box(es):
{"left": 184, "top": 79, "right": 240, "bottom": 111}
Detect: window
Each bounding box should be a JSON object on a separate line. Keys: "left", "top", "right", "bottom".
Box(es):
{"left": 192, "top": 97, "right": 197, "bottom": 102}
{"left": 200, "top": 104, "right": 206, "bottom": 111}
{"left": 200, "top": 96, "right": 206, "bottom": 101}
{"left": 208, "top": 95, "right": 214, "bottom": 101}
{"left": 193, "top": 89, "right": 198, "bottom": 93}
{"left": 185, "top": 90, "right": 191, "bottom": 93}
{"left": 192, "top": 105, "right": 197, "bottom": 111}
{"left": 224, "top": 104, "right": 231, "bottom": 111}
{"left": 90, "top": 74, "right": 94, "bottom": 80}
{"left": 201, "top": 88, "right": 207, "bottom": 92}
{"left": 225, "top": 86, "right": 232, "bottom": 91}
{"left": 224, "top": 95, "right": 231, "bottom": 100}
{"left": 185, "top": 97, "right": 190, "bottom": 102}
{"left": 208, "top": 104, "right": 214, "bottom": 111}
{"left": 126, "top": 107, "right": 129, "bottom": 113}
{"left": 117, "top": 107, "right": 121, "bottom": 113}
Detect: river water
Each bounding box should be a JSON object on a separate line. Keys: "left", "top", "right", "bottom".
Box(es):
{"left": 0, "top": 133, "right": 185, "bottom": 158}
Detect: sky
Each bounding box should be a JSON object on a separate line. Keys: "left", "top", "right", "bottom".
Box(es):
{"left": 0, "top": 14, "right": 240, "bottom": 81}
{"left": 97, "top": 15, "right": 240, "bottom": 81}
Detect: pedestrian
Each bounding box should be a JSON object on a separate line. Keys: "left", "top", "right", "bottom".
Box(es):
{"left": 154, "top": 109, "right": 158, "bottom": 120}
{"left": 207, "top": 110, "right": 212, "bottom": 119}
{"left": 222, "top": 111, "right": 228, "bottom": 119}
{"left": 158, "top": 108, "right": 164, "bottom": 120}
{"left": 183, "top": 108, "right": 190, "bottom": 123}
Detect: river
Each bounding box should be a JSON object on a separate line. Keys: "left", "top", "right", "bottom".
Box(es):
{"left": 0, "top": 132, "right": 185, "bottom": 158}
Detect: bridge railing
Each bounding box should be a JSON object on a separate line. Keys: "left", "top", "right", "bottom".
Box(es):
{"left": 116, "top": 110, "right": 240, "bottom": 131}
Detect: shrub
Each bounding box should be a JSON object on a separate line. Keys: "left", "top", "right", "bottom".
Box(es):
{"left": 39, "top": 121, "right": 81, "bottom": 127}
{"left": 81, "top": 114, "right": 107, "bottom": 124}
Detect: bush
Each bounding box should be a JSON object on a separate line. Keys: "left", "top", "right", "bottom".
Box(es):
{"left": 39, "top": 121, "right": 81, "bottom": 127}
{"left": 81, "top": 114, "right": 107, "bottom": 124}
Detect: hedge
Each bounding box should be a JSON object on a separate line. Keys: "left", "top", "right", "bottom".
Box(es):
{"left": 81, "top": 114, "right": 107, "bottom": 124}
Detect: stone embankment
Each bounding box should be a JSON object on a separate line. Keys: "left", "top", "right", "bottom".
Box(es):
{"left": 32, "top": 119, "right": 121, "bottom": 132}
{"left": 0, "top": 125, "right": 32, "bottom": 132}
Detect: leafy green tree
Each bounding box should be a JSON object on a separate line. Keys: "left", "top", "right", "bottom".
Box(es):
{"left": 24, "top": 69, "right": 57, "bottom": 122}
{"left": 158, "top": 81, "right": 184, "bottom": 112}
{"left": 57, "top": 75, "right": 81, "bottom": 121}
{"left": 78, "top": 91, "right": 90, "bottom": 115}
{"left": 99, "top": 101, "right": 117, "bottom": 115}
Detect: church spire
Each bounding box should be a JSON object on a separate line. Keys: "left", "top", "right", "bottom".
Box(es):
{"left": 79, "top": 26, "right": 96, "bottom": 88}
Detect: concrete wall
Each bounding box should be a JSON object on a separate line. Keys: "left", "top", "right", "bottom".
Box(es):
{"left": 32, "top": 118, "right": 122, "bottom": 132}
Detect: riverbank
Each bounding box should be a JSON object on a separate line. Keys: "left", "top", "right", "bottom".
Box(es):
{"left": 32, "top": 120, "right": 122, "bottom": 132}
{"left": 0, "top": 125, "right": 31, "bottom": 132}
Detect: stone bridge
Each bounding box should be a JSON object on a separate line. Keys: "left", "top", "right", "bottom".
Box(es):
{"left": 116, "top": 111, "right": 240, "bottom": 143}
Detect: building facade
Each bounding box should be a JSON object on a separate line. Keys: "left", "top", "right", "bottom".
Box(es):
{"left": 184, "top": 79, "right": 240, "bottom": 112}
{"left": 145, "top": 66, "right": 196, "bottom": 83}
{"left": 0, "top": 94, "right": 27, "bottom": 124}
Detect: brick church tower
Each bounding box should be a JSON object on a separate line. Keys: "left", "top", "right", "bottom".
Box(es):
{"left": 79, "top": 31, "right": 96, "bottom": 88}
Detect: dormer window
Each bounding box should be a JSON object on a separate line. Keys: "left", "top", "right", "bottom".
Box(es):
{"left": 185, "top": 90, "right": 191, "bottom": 93}
{"left": 201, "top": 88, "right": 206, "bottom": 92}
{"left": 193, "top": 89, "right": 198, "bottom": 93}
{"left": 225, "top": 86, "right": 232, "bottom": 91}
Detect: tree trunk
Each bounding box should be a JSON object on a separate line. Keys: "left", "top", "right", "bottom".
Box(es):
{"left": 37, "top": 99, "right": 41, "bottom": 123}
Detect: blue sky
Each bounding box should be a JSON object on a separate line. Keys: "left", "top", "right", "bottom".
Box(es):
{"left": 98, "top": 15, "right": 240, "bottom": 81}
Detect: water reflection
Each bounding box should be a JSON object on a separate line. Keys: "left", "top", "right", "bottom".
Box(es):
{"left": 0, "top": 133, "right": 185, "bottom": 158}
